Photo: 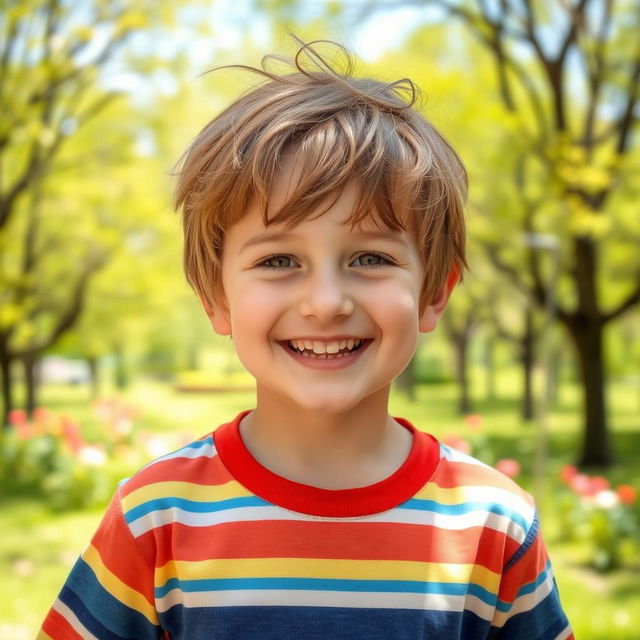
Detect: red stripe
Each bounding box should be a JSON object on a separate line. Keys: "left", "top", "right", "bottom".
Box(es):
{"left": 40, "top": 607, "right": 84, "bottom": 639}
{"left": 433, "top": 459, "right": 534, "bottom": 500}
{"left": 90, "top": 496, "right": 156, "bottom": 606}
{"left": 144, "top": 520, "right": 519, "bottom": 573}
{"left": 121, "top": 453, "right": 233, "bottom": 496}
{"left": 498, "top": 536, "right": 550, "bottom": 602}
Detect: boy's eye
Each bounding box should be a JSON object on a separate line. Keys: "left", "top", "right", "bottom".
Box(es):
{"left": 259, "top": 254, "right": 298, "bottom": 269}
{"left": 352, "top": 252, "right": 391, "bottom": 267}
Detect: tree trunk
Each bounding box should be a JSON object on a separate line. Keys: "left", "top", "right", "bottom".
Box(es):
{"left": 568, "top": 318, "right": 613, "bottom": 467}
{"left": 23, "top": 353, "right": 38, "bottom": 416}
{"left": 87, "top": 355, "right": 100, "bottom": 399}
{"left": 521, "top": 309, "right": 535, "bottom": 422}
{"left": 113, "top": 344, "right": 129, "bottom": 390}
{"left": 0, "top": 346, "right": 13, "bottom": 428}
{"left": 454, "top": 334, "right": 472, "bottom": 415}
{"left": 484, "top": 334, "right": 496, "bottom": 401}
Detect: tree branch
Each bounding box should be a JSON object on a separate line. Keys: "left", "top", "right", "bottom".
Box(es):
{"left": 603, "top": 277, "right": 640, "bottom": 323}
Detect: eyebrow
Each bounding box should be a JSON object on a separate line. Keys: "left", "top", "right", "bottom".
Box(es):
{"left": 239, "top": 228, "right": 410, "bottom": 253}
{"left": 239, "top": 231, "right": 297, "bottom": 253}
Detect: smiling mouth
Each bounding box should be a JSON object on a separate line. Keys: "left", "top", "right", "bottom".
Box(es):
{"left": 285, "top": 338, "right": 367, "bottom": 359}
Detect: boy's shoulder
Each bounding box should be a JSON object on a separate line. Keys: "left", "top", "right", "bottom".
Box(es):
{"left": 425, "top": 439, "right": 538, "bottom": 540}
{"left": 118, "top": 426, "right": 233, "bottom": 500}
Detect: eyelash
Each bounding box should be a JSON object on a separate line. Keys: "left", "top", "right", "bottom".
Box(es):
{"left": 256, "top": 252, "right": 393, "bottom": 270}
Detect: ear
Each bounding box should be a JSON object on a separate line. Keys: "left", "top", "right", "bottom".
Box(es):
{"left": 200, "top": 293, "right": 232, "bottom": 336}
{"left": 418, "top": 268, "right": 459, "bottom": 333}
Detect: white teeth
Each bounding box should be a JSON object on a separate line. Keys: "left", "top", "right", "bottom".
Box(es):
{"left": 288, "top": 338, "right": 365, "bottom": 356}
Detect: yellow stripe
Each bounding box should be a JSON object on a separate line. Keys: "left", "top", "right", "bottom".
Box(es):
{"left": 83, "top": 544, "right": 159, "bottom": 624}
{"left": 122, "top": 480, "right": 252, "bottom": 511}
{"left": 413, "top": 483, "right": 502, "bottom": 505}
{"left": 156, "top": 558, "right": 500, "bottom": 593}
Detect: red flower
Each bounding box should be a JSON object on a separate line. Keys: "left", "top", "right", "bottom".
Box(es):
{"left": 8, "top": 409, "right": 27, "bottom": 426}
{"left": 496, "top": 459, "right": 521, "bottom": 479}
{"left": 617, "top": 484, "right": 637, "bottom": 505}
{"left": 560, "top": 465, "right": 578, "bottom": 485}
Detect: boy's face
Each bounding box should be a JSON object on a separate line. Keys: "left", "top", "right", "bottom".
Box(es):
{"left": 204, "top": 175, "right": 451, "bottom": 416}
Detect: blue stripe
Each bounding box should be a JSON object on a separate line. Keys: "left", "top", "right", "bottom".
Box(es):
{"left": 400, "top": 498, "right": 531, "bottom": 533}
{"left": 61, "top": 557, "right": 160, "bottom": 640}
{"left": 124, "top": 495, "right": 270, "bottom": 524}
{"left": 155, "top": 576, "right": 498, "bottom": 607}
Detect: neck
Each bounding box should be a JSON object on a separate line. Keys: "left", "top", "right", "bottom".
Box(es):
{"left": 239, "top": 384, "right": 413, "bottom": 489}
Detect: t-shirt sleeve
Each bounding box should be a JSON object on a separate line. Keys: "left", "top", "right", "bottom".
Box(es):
{"left": 37, "top": 488, "right": 165, "bottom": 640}
{"left": 488, "top": 512, "right": 574, "bottom": 640}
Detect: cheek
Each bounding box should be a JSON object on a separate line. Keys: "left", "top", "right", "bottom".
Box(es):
{"left": 373, "top": 282, "right": 421, "bottom": 330}
{"left": 228, "top": 285, "right": 283, "bottom": 339}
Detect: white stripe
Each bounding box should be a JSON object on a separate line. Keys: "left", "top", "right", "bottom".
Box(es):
{"left": 439, "top": 444, "right": 493, "bottom": 467}
{"left": 53, "top": 599, "right": 99, "bottom": 639}
{"left": 129, "top": 504, "right": 528, "bottom": 542}
{"left": 492, "top": 569, "right": 556, "bottom": 627}
{"left": 156, "top": 587, "right": 474, "bottom": 613}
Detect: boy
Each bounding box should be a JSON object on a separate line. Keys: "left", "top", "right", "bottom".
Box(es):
{"left": 39, "top": 40, "right": 572, "bottom": 639}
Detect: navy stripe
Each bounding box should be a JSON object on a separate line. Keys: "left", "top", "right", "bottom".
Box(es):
{"left": 159, "top": 605, "right": 492, "bottom": 640}
{"left": 489, "top": 579, "right": 569, "bottom": 640}
{"left": 61, "top": 557, "right": 159, "bottom": 640}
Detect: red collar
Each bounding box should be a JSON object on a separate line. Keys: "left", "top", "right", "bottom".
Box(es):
{"left": 214, "top": 411, "right": 440, "bottom": 517}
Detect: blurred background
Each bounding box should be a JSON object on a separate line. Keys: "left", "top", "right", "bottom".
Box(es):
{"left": 1, "top": 0, "right": 639, "bottom": 637}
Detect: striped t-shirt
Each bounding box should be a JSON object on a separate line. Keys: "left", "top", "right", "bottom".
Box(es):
{"left": 39, "top": 411, "right": 573, "bottom": 639}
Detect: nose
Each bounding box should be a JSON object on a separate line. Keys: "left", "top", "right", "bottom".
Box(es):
{"left": 298, "top": 267, "right": 354, "bottom": 321}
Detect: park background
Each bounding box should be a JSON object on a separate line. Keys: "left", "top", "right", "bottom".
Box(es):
{"left": 1, "top": 0, "right": 639, "bottom": 637}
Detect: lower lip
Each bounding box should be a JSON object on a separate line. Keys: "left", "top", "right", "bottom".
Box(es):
{"left": 280, "top": 340, "right": 372, "bottom": 370}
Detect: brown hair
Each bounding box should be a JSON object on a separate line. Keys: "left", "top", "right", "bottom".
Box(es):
{"left": 175, "top": 38, "right": 467, "bottom": 310}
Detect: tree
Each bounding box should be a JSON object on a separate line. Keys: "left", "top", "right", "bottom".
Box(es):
{"left": 340, "top": 1, "right": 640, "bottom": 467}
{"left": 0, "top": 0, "right": 176, "bottom": 424}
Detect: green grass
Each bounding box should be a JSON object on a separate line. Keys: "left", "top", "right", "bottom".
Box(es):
{"left": 2, "top": 374, "right": 639, "bottom": 638}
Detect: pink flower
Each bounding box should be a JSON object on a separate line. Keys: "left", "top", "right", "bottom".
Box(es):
{"left": 495, "top": 459, "right": 521, "bottom": 478}
{"left": 570, "top": 473, "right": 594, "bottom": 496}
{"left": 464, "top": 414, "right": 484, "bottom": 431}
{"left": 590, "top": 476, "right": 610, "bottom": 493}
